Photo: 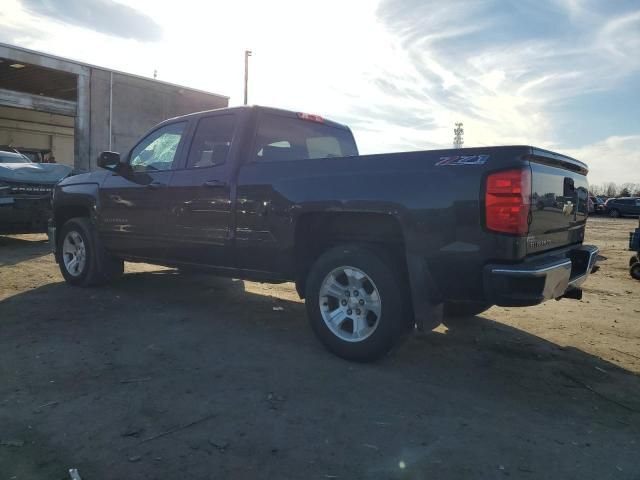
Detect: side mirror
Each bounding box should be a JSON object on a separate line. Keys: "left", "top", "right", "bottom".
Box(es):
{"left": 97, "top": 151, "right": 123, "bottom": 170}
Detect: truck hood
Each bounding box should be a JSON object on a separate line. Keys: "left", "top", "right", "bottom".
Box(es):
{"left": 0, "top": 163, "right": 73, "bottom": 184}
{"left": 57, "top": 169, "right": 110, "bottom": 186}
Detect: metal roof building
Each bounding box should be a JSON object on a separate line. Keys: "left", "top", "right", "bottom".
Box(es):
{"left": 0, "top": 43, "right": 229, "bottom": 171}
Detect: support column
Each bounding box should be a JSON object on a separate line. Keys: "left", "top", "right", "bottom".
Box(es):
{"left": 74, "top": 69, "right": 91, "bottom": 171}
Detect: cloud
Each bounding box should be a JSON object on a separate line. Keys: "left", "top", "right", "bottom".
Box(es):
{"left": 353, "top": 0, "right": 640, "bottom": 183}
{"left": 1, "top": 0, "right": 638, "bottom": 184}
{"left": 564, "top": 135, "right": 640, "bottom": 186}
{"left": 20, "top": 0, "right": 162, "bottom": 42}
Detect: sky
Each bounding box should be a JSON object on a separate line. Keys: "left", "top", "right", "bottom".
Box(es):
{"left": 1, "top": 0, "right": 639, "bottom": 185}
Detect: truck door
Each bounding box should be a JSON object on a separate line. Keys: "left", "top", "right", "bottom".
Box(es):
{"left": 99, "top": 121, "right": 188, "bottom": 258}
{"left": 164, "top": 113, "right": 237, "bottom": 266}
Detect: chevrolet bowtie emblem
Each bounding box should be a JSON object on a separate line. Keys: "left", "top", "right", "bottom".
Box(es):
{"left": 563, "top": 201, "right": 574, "bottom": 216}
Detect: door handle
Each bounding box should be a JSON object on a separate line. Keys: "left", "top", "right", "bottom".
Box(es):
{"left": 203, "top": 179, "right": 225, "bottom": 187}
{"left": 147, "top": 181, "right": 166, "bottom": 189}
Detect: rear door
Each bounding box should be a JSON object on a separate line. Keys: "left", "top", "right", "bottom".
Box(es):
{"left": 623, "top": 199, "right": 640, "bottom": 216}
{"left": 99, "top": 121, "right": 187, "bottom": 258}
{"left": 235, "top": 110, "right": 358, "bottom": 273}
{"left": 527, "top": 148, "right": 589, "bottom": 255}
{"left": 164, "top": 113, "right": 237, "bottom": 266}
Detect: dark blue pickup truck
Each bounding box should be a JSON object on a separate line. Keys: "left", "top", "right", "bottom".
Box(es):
{"left": 49, "top": 106, "right": 598, "bottom": 361}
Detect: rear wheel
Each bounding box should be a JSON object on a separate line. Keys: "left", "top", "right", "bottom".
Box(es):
{"left": 444, "top": 301, "right": 492, "bottom": 318}
{"left": 305, "top": 244, "right": 411, "bottom": 362}
{"left": 57, "top": 217, "right": 122, "bottom": 286}
{"left": 631, "top": 263, "right": 640, "bottom": 281}
{"left": 609, "top": 209, "right": 621, "bottom": 218}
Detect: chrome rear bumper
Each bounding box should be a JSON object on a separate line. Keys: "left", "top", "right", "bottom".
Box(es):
{"left": 484, "top": 245, "right": 599, "bottom": 306}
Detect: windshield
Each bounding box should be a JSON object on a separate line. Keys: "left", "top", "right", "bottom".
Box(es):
{"left": 0, "top": 152, "right": 32, "bottom": 164}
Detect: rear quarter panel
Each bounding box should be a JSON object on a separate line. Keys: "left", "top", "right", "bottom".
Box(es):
{"left": 235, "top": 146, "right": 533, "bottom": 300}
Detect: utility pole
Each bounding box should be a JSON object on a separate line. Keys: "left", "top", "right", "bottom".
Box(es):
{"left": 453, "top": 122, "right": 464, "bottom": 149}
{"left": 153, "top": 69, "right": 157, "bottom": 80}
{"left": 244, "top": 50, "right": 252, "bottom": 105}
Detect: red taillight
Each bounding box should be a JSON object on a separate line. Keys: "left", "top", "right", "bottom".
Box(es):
{"left": 297, "top": 112, "right": 324, "bottom": 123}
{"left": 485, "top": 168, "right": 531, "bottom": 235}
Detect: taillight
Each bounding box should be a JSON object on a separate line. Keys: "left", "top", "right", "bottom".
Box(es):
{"left": 297, "top": 112, "right": 324, "bottom": 123}
{"left": 485, "top": 168, "right": 531, "bottom": 235}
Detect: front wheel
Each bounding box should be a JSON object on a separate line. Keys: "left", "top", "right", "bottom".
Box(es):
{"left": 609, "top": 209, "right": 621, "bottom": 218}
{"left": 57, "top": 217, "right": 123, "bottom": 286}
{"left": 305, "top": 244, "right": 411, "bottom": 362}
{"left": 631, "top": 263, "right": 640, "bottom": 281}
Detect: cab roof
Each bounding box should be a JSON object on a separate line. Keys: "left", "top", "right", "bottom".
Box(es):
{"left": 162, "top": 105, "right": 351, "bottom": 131}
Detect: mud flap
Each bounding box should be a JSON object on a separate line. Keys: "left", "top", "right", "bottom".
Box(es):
{"left": 405, "top": 252, "right": 443, "bottom": 332}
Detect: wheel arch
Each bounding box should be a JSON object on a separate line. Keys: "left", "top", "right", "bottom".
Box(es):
{"left": 53, "top": 183, "right": 100, "bottom": 246}
{"left": 293, "top": 211, "right": 408, "bottom": 298}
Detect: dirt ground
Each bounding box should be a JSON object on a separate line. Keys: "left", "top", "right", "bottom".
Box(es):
{"left": 0, "top": 217, "right": 638, "bottom": 479}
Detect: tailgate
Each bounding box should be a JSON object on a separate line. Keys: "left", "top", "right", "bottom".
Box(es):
{"left": 527, "top": 148, "right": 589, "bottom": 255}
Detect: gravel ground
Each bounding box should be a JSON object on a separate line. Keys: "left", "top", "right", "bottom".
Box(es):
{"left": 0, "top": 217, "right": 638, "bottom": 479}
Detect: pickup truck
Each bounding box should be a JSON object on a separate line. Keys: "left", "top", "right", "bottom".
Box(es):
{"left": 49, "top": 106, "right": 599, "bottom": 361}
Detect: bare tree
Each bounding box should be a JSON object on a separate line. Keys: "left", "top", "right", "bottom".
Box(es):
{"left": 590, "top": 184, "right": 604, "bottom": 196}
{"left": 604, "top": 182, "right": 618, "bottom": 198}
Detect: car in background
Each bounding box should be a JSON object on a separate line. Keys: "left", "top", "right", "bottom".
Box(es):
{"left": 589, "top": 195, "right": 605, "bottom": 214}
{"left": 0, "top": 146, "right": 52, "bottom": 163}
{"left": 0, "top": 150, "right": 72, "bottom": 234}
{"left": 605, "top": 197, "right": 640, "bottom": 218}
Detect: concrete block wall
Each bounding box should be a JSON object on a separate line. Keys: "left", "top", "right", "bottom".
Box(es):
{"left": 86, "top": 69, "right": 228, "bottom": 171}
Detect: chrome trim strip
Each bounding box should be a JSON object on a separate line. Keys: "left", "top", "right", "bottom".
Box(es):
{"left": 491, "top": 259, "right": 572, "bottom": 276}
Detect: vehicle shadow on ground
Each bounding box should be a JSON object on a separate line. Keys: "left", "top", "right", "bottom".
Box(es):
{"left": 1, "top": 269, "right": 639, "bottom": 479}
{"left": 0, "top": 234, "right": 50, "bottom": 267}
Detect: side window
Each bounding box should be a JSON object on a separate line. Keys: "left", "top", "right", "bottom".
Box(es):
{"left": 129, "top": 122, "right": 186, "bottom": 172}
{"left": 186, "top": 115, "right": 236, "bottom": 169}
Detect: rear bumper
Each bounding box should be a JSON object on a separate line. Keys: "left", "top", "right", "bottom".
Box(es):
{"left": 484, "top": 244, "right": 599, "bottom": 306}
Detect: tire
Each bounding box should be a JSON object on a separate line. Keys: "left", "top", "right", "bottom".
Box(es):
{"left": 444, "top": 301, "right": 492, "bottom": 318}
{"left": 630, "top": 256, "right": 639, "bottom": 267}
{"left": 57, "top": 217, "right": 122, "bottom": 287}
{"left": 631, "top": 263, "right": 640, "bottom": 281}
{"left": 609, "top": 209, "right": 620, "bottom": 218}
{"left": 305, "top": 244, "right": 411, "bottom": 362}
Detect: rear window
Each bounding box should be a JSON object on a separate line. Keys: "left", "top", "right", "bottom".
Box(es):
{"left": 253, "top": 113, "right": 358, "bottom": 162}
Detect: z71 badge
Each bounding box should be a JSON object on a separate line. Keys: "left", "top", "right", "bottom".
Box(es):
{"left": 435, "top": 154, "right": 489, "bottom": 166}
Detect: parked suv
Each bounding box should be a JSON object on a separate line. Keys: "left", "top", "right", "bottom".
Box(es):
{"left": 606, "top": 197, "right": 640, "bottom": 218}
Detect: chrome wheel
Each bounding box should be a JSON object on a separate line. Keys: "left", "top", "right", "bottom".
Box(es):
{"left": 319, "top": 266, "right": 382, "bottom": 342}
{"left": 62, "top": 230, "right": 87, "bottom": 277}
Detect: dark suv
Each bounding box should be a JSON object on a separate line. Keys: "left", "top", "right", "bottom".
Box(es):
{"left": 606, "top": 197, "right": 640, "bottom": 218}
